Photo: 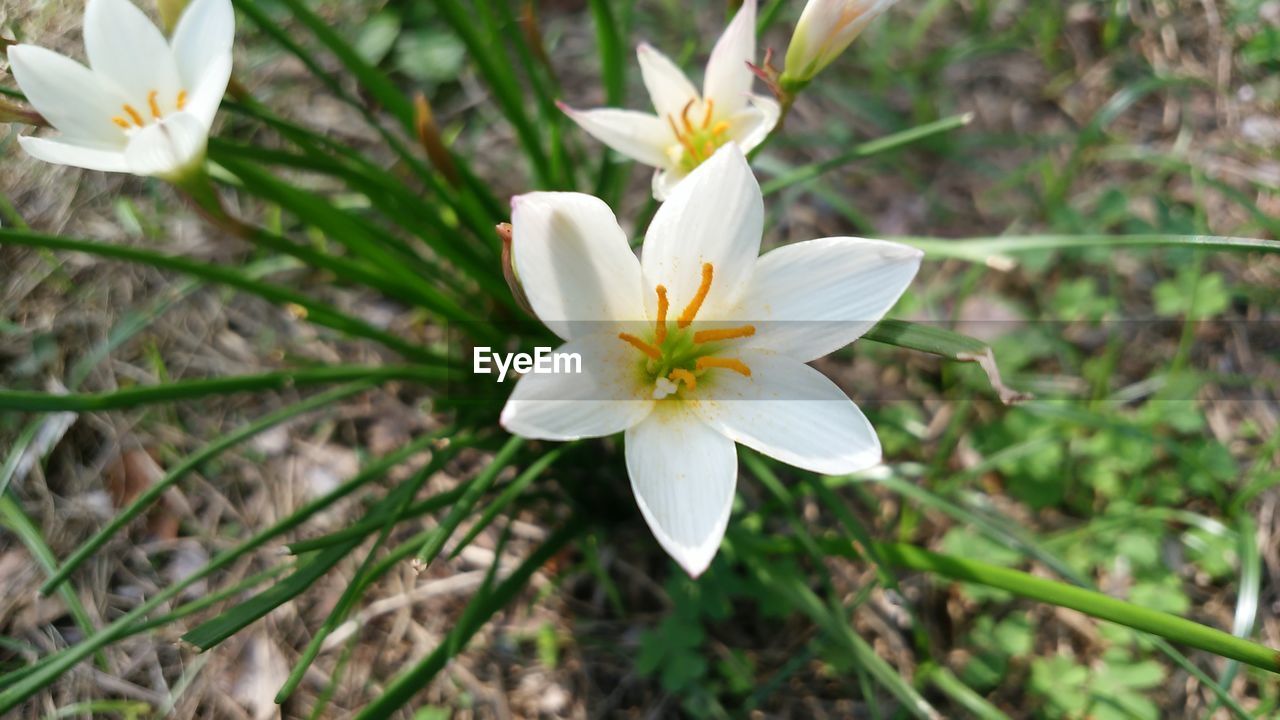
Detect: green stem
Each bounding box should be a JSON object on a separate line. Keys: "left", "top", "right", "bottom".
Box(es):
{"left": 876, "top": 543, "right": 1280, "bottom": 674}
{"left": 0, "top": 365, "right": 446, "bottom": 413}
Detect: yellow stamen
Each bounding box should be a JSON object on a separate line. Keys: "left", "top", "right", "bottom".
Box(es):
{"left": 148, "top": 90, "right": 162, "bottom": 119}
{"left": 618, "top": 332, "right": 662, "bottom": 361}
{"left": 112, "top": 116, "right": 133, "bottom": 130}
{"left": 655, "top": 285, "right": 669, "bottom": 344}
{"left": 693, "top": 325, "right": 755, "bottom": 344}
{"left": 668, "top": 368, "right": 697, "bottom": 391}
{"left": 122, "top": 104, "right": 145, "bottom": 126}
{"left": 680, "top": 99, "right": 696, "bottom": 134}
{"left": 677, "top": 263, "right": 714, "bottom": 328}
{"left": 177, "top": 90, "right": 188, "bottom": 110}
{"left": 701, "top": 98, "right": 714, "bottom": 128}
{"left": 696, "top": 356, "right": 752, "bottom": 377}
{"left": 711, "top": 120, "right": 730, "bottom": 136}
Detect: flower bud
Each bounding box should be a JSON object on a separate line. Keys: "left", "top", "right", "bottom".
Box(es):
{"left": 497, "top": 222, "right": 535, "bottom": 317}
{"left": 781, "top": 0, "right": 898, "bottom": 86}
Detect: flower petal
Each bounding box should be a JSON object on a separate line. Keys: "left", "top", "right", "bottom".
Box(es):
{"left": 727, "top": 94, "right": 781, "bottom": 153}
{"left": 511, "top": 192, "right": 645, "bottom": 340}
{"left": 84, "top": 0, "right": 181, "bottom": 104}
{"left": 625, "top": 405, "right": 737, "bottom": 577}
{"left": 18, "top": 136, "right": 131, "bottom": 173}
{"left": 500, "top": 336, "right": 654, "bottom": 441}
{"left": 559, "top": 104, "right": 673, "bottom": 168}
{"left": 181, "top": 52, "right": 233, "bottom": 129}
{"left": 703, "top": 0, "right": 756, "bottom": 115}
{"left": 6, "top": 45, "right": 128, "bottom": 147}
{"left": 637, "top": 42, "right": 700, "bottom": 120}
{"left": 736, "top": 237, "right": 922, "bottom": 361}
{"left": 641, "top": 144, "right": 762, "bottom": 320}
{"left": 123, "top": 110, "right": 208, "bottom": 177}
{"left": 650, "top": 167, "right": 687, "bottom": 201}
{"left": 694, "top": 350, "right": 881, "bottom": 475}
{"left": 170, "top": 0, "right": 235, "bottom": 89}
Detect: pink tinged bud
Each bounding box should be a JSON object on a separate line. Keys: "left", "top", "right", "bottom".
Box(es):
{"left": 782, "top": 0, "right": 899, "bottom": 84}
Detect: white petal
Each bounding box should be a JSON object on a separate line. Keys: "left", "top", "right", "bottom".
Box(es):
{"left": 650, "top": 167, "right": 687, "bottom": 201}
{"left": 625, "top": 405, "right": 737, "bottom": 577}
{"left": 499, "top": 336, "right": 654, "bottom": 441}
{"left": 123, "top": 111, "right": 208, "bottom": 177}
{"left": 559, "top": 104, "right": 673, "bottom": 168}
{"left": 6, "top": 45, "right": 128, "bottom": 147}
{"left": 84, "top": 0, "right": 181, "bottom": 104}
{"left": 703, "top": 0, "right": 757, "bottom": 115}
{"left": 736, "top": 237, "right": 922, "bottom": 361}
{"left": 694, "top": 350, "right": 881, "bottom": 475}
{"left": 511, "top": 192, "right": 645, "bottom": 341}
{"left": 18, "top": 136, "right": 131, "bottom": 173}
{"left": 729, "top": 94, "right": 782, "bottom": 153}
{"left": 637, "top": 42, "right": 700, "bottom": 120}
{"left": 641, "top": 144, "right": 762, "bottom": 320}
{"left": 170, "top": 0, "right": 235, "bottom": 89}
{"left": 182, "top": 52, "right": 232, "bottom": 129}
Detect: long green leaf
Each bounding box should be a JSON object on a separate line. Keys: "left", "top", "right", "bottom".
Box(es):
{"left": 0, "top": 366, "right": 443, "bottom": 413}
{"left": 863, "top": 319, "right": 1030, "bottom": 404}
{"left": 761, "top": 113, "right": 974, "bottom": 195}
{"left": 0, "top": 229, "right": 442, "bottom": 363}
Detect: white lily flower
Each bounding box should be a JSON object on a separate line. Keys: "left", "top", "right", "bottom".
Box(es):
{"left": 782, "top": 0, "right": 898, "bottom": 85}
{"left": 559, "top": 0, "right": 780, "bottom": 201}
{"left": 500, "top": 145, "right": 922, "bottom": 577}
{"left": 6, "top": 0, "right": 234, "bottom": 180}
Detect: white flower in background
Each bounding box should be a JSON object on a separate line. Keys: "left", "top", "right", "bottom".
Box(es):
{"left": 782, "top": 0, "right": 898, "bottom": 85}
{"left": 500, "top": 145, "right": 922, "bottom": 576}
{"left": 559, "top": 0, "right": 780, "bottom": 200}
{"left": 6, "top": 0, "right": 234, "bottom": 180}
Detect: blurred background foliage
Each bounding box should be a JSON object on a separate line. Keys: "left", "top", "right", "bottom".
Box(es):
{"left": 0, "top": 0, "right": 1278, "bottom": 717}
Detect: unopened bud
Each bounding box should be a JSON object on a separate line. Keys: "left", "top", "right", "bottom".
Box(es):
{"left": 782, "top": 0, "right": 898, "bottom": 86}
{"left": 0, "top": 97, "right": 46, "bottom": 127}
{"left": 415, "top": 93, "right": 460, "bottom": 186}
{"left": 497, "top": 223, "right": 535, "bottom": 317}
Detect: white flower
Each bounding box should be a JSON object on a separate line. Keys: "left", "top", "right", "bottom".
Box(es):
{"left": 559, "top": 0, "right": 780, "bottom": 200}
{"left": 782, "top": 0, "right": 898, "bottom": 85}
{"left": 6, "top": 0, "right": 234, "bottom": 180}
{"left": 500, "top": 145, "right": 922, "bottom": 576}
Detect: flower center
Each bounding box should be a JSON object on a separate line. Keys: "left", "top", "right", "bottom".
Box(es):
{"left": 617, "top": 262, "right": 755, "bottom": 400}
{"left": 112, "top": 89, "right": 188, "bottom": 132}
{"left": 666, "top": 99, "right": 732, "bottom": 173}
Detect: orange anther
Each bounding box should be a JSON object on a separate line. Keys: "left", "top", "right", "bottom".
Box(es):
{"left": 680, "top": 98, "right": 696, "bottom": 134}
{"left": 655, "top": 285, "right": 669, "bottom": 344}
{"left": 177, "top": 90, "right": 188, "bottom": 111}
{"left": 112, "top": 116, "right": 132, "bottom": 130}
{"left": 677, "top": 263, "right": 713, "bottom": 328}
{"left": 695, "top": 356, "right": 752, "bottom": 377}
{"left": 148, "top": 90, "right": 162, "bottom": 119}
{"left": 122, "top": 104, "right": 145, "bottom": 126}
{"left": 701, "top": 98, "right": 714, "bottom": 128}
{"left": 618, "top": 332, "right": 662, "bottom": 361}
{"left": 693, "top": 325, "right": 755, "bottom": 344}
